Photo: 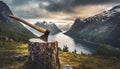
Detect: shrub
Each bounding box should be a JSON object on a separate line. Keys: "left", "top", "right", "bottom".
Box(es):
{"left": 63, "top": 45, "right": 69, "bottom": 52}
{"left": 94, "top": 46, "right": 120, "bottom": 58}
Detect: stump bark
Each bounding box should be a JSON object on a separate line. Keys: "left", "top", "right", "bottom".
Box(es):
{"left": 28, "top": 38, "right": 60, "bottom": 69}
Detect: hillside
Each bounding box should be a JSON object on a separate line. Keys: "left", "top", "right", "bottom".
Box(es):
{"left": 0, "top": 41, "right": 120, "bottom": 69}
{"left": 0, "top": 1, "right": 36, "bottom": 42}
{"left": 66, "top": 5, "right": 120, "bottom": 47}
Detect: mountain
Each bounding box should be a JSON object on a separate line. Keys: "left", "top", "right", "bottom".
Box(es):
{"left": 66, "top": 18, "right": 85, "bottom": 35}
{"left": 34, "top": 21, "right": 61, "bottom": 35}
{"left": 66, "top": 5, "right": 120, "bottom": 47}
{"left": 0, "top": 1, "right": 36, "bottom": 42}
{"left": 0, "top": 1, "right": 13, "bottom": 23}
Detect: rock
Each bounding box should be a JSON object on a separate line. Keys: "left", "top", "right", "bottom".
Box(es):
{"left": 14, "top": 55, "right": 28, "bottom": 61}
{"left": 64, "top": 64, "right": 73, "bottom": 69}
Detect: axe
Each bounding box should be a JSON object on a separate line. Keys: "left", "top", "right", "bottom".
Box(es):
{"left": 9, "top": 15, "right": 50, "bottom": 42}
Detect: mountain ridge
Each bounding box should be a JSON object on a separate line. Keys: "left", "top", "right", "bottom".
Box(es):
{"left": 66, "top": 5, "right": 120, "bottom": 47}
{"left": 34, "top": 21, "right": 61, "bottom": 35}
{"left": 0, "top": 1, "right": 36, "bottom": 42}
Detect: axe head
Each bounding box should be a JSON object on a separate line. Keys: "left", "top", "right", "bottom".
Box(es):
{"left": 39, "top": 30, "right": 50, "bottom": 42}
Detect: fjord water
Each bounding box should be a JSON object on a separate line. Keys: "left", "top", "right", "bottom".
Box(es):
{"left": 49, "top": 33, "right": 100, "bottom": 54}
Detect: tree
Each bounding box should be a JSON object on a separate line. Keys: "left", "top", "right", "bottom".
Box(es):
{"left": 72, "top": 49, "right": 77, "bottom": 54}
{"left": 58, "top": 47, "right": 62, "bottom": 51}
{"left": 63, "top": 45, "right": 69, "bottom": 52}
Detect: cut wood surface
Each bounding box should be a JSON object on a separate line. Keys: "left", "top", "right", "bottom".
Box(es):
{"left": 28, "top": 38, "right": 60, "bottom": 69}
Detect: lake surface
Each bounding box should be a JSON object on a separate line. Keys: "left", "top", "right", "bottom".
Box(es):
{"left": 49, "top": 33, "right": 100, "bottom": 54}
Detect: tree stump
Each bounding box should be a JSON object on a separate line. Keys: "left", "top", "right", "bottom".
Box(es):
{"left": 28, "top": 38, "right": 60, "bottom": 69}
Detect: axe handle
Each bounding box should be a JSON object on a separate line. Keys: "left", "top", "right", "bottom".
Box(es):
{"left": 9, "top": 15, "right": 47, "bottom": 33}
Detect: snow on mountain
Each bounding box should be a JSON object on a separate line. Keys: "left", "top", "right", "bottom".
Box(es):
{"left": 66, "top": 5, "right": 120, "bottom": 47}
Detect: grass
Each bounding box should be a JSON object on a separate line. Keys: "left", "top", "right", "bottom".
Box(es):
{"left": 0, "top": 41, "right": 120, "bottom": 69}
{"left": 0, "top": 41, "right": 28, "bottom": 54}
{"left": 0, "top": 41, "right": 28, "bottom": 69}
{"left": 59, "top": 52, "right": 120, "bottom": 69}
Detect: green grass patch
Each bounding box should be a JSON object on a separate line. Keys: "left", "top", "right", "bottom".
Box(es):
{"left": 0, "top": 41, "right": 120, "bottom": 69}
{"left": 59, "top": 52, "right": 120, "bottom": 69}
{"left": 0, "top": 41, "right": 28, "bottom": 69}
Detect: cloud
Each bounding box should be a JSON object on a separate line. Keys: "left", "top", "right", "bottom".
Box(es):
{"left": 71, "top": 0, "right": 118, "bottom": 5}
{"left": 3, "top": 0, "right": 120, "bottom": 21}
{"left": 5, "top": 0, "right": 119, "bottom": 12}
{"left": 44, "top": 0, "right": 120, "bottom": 12}
{"left": 10, "top": 0, "right": 31, "bottom": 6}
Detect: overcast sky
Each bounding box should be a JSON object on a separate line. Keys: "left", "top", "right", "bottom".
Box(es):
{"left": 3, "top": 0, "right": 120, "bottom": 24}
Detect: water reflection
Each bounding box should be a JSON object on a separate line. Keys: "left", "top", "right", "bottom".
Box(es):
{"left": 49, "top": 33, "right": 99, "bottom": 54}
